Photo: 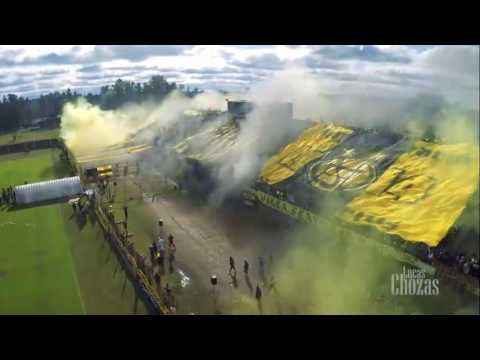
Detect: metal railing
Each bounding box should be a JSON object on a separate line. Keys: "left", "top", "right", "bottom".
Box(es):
{"left": 94, "top": 204, "right": 169, "bottom": 314}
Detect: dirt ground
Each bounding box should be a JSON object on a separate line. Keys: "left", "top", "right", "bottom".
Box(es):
{"left": 145, "top": 191, "right": 295, "bottom": 314}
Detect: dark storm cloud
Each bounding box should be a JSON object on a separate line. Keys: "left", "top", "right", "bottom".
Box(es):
{"left": 30, "top": 53, "right": 75, "bottom": 65}
{"left": 0, "top": 48, "right": 25, "bottom": 66}
{"left": 78, "top": 64, "right": 102, "bottom": 73}
{"left": 0, "top": 77, "right": 33, "bottom": 88}
{"left": 5, "top": 84, "right": 36, "bottom": 93}
{"left": 41, "top": 69, "right": 69, "bottom": 76}
{"left": 77, "top": 73, "right": 128, "bottom": 81}
{"left": 230, "top": 53, "right": 285, "bottom": 70}
{"left": 183, "top": 66, "right": 244, "bottom": 75}
{"left": 92, "top": 45, "right": 193, "bottom": 62}
{"left": 0, "top": 58, "right": 16, "bottom": 67}
{"left": 78, "top": 64, "right": 158, "bottom": 75}
{"left": 0, "top": 70, "right": 51, "bottom": 88}
{"left": 194, "top": 72, "right": 264, "bottom": 82}
{"left": 6, "top": 46, "right": 194, "bottom": 67}
{"left": 313, "top": 45, "right": 411, "bottom": 63}
{"left": 223, "top": 45, "right": 275, "bottom": 50}
{"left": 303, "top": 55, "right": 346, "bottom": 70}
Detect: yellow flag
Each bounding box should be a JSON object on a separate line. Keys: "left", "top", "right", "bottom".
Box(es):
{"left": 260, "top": 122, "right": 353, "bottom": 185}
{"left": 344, "top": 141, "right": 479, "bottom": 247}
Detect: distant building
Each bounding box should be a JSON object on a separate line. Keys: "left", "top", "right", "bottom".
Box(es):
{"left": 226, "top": 100, "right": 293, "bottom": 123}
{"left": 227, "top": 100, "right": 254, "bottom": 120}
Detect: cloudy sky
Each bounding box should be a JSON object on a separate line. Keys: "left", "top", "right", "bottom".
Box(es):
{"left": 0, "top": 45, "right": 478, "bottom": 109}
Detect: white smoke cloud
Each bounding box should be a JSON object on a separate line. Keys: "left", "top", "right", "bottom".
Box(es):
{"left": 60, "top": 89, "right": 227, "bottom": 155}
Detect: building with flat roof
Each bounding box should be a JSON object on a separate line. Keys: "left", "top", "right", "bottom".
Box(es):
{"left": 226, "top": 100, "right": 293, "bottom": 124}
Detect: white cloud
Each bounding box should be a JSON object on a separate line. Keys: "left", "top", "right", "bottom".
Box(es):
{"left": 0, "top": 45, "right": 477, "bottom": 110}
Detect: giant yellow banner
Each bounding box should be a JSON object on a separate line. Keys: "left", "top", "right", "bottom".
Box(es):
{"left": 343, "top": 141, "right": 479, "bottom": 247}
{"left": 260, "top": 122, "right": 353, "bottom": 185}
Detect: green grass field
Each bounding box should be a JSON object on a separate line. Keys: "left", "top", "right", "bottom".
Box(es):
{"left": 0, "top": 149, "right": 83, "bottom": 314}
{"left": 0, "top": 149, "right": 148, "bottom": 314}
{"left": 0, "top": 205, "right": 85, "bottom": 314}
{"left": 0, "top": 128, "right": 60, "bottom": 146}
{"left": 60, "top": 203, "right": 148, "bottom": 315}
{"left": 0, "top": 149, "right": 61, "bottom": 188}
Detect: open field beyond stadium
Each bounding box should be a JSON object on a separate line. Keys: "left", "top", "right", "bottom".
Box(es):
{"left": 0, "top": 128, "right": 60, "bottom": 146}
{"left": 0, "top": 149, "right": 84, "bottom": 314}
{"left": 0, "top": 148, "right": 147, "bottom": 314}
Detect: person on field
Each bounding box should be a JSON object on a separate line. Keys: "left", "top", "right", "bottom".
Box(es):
{"left": 255, "top": 284, "right": 263, "bottom": 313}
{"left": 138, "top": 254, "right": 146, "bottom": 273}
{"left": 157, "top": 220, "right": 164, "bottom": 237}
{"left": 164, "top": 282, "right": 173, "bottom": 305}
{"left": 255, "top": 285, "right": 262, "bottom": 300}
{"left": 259, "top": 256, "right": 265, "bottom": 278}
{"left": 152, "top": 240, "right": 158, "bottom": 254}
{"left": 229, "top": 256, "right": 235, "bottom": 273}
{"left": 149, "top": 243, "right": 156, "bottom": 262}
{"left": 168, "top": 234, "right": 175, "bottom": 247}
{"left": 5, "top": 187, "right": 11, "bottom": 203}
{"left": 157, "top": 237, "right": 166, "bottom": 267}
{"left": 154, "top": 271, "right": 161, "bottom": 289}
{"left": 168, "top": 252, "right": 175, "bottom": 273}
{"left": 243, "top": 260, "right": 249, "bottom": 275}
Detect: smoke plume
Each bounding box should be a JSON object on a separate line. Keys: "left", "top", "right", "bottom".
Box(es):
{"left": 60, "top": 90, "right": 226, "bottom": 155}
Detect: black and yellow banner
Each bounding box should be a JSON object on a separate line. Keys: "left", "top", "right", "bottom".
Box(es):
{"left": 343, "top": 141, "right": 479, "bottom": 247}
{"left": 255, "top": 190, "right": 322, "bottom": 225}
{"left": 260, "top": 123, "right": 353, "bottom": 185}
{"left": 301, "top": 130, "right": 407, "bottom": 193}
{"left": 255, "top": 122, "right": 479, "bottom": 248}
{"left": 259, "top": 123, "right": 408, "bottom": 198}
{"left": 254, "top": 189, "right": 433, "bottom": 272}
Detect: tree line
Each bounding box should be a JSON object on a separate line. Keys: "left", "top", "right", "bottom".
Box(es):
{"left": 0, "top": 75, "right": 202, "bottom": 133}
